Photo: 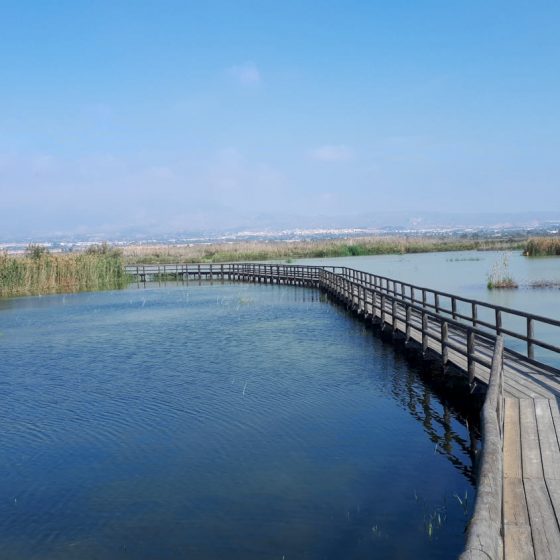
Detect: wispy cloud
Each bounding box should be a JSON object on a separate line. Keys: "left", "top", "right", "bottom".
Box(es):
{"left": 228, "top": 61, "right": 262, "bottom": 86}
{"left": 309, "top": 145, "right": 354, "bottom": 162}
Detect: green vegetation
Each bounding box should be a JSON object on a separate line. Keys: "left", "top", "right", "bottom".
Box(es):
{"left": 3, "top": 234, "right": 553, "bottom": 297}
{"left": 524, "top": 236, "right": 560, "bottom": 256}
{"left": 487, "top": 253, "right": 518, "bottom": 289}
{"left": 0, "top": 244, "right": 128, "bottom": 297}
{"left": 124, "top": 236, "right": 524, "bottom": 265}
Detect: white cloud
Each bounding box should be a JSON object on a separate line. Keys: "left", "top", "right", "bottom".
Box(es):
{"left": 309, "top": 145, "right": 354, "bottom": 162}
{"left": 228, "top": 61, "right": 262, "bottom": 86}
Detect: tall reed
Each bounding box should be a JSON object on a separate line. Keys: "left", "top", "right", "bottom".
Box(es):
{"left": 0, "top": 249, "right": 128, "bottom": 297}
{"left": 124, "top": 236, "right": 524, "bottom": 265}
{"left": 524, "top": 236, "right": 560, "bottom": 256}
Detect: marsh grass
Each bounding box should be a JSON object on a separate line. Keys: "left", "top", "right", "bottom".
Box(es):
{"left": 0, "top": 247, "right": 128, "bottom": 297}
{"left": 124, "top": 236, "right": 523, "bottom": 265}
{"left": 524, "top": 236, "right": 560, "bottom": 257}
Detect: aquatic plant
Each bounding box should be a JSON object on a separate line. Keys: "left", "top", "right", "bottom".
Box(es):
{"left": 529, "top": 279, "right": 560, "bottom": 289}
{"left": 487, "top": 253, "right": 518, "bottom": 289}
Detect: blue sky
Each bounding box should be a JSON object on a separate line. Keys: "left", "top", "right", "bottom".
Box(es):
{"left": 1, "top": 1, "right": 559, "bottom": 235}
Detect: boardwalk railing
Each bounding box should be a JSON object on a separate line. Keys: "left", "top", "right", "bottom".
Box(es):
{"left": 459, "top": 337, "right": 504, "bottom": 560}
{"left": 332, "top": 266, "right": 560, "bottom": 368}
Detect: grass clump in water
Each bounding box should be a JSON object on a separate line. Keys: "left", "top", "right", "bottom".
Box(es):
{"left": 0, "top": 244, "right": 128, "bottom": 297}
{"left": 487, "top": 253, "right": 518, "bottom": 289}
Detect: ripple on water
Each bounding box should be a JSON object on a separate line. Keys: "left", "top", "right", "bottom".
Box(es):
{"left": 0, "top": 284, "right": 475, "bottom": 559}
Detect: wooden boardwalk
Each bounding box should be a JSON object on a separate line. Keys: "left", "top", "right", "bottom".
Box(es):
{"left": 126, "top": 263, "right": 560, "bottom": 559}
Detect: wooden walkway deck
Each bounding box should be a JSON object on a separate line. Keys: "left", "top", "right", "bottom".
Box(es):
{"left": 126, "top": 263, "right": 560, "bottom": 559}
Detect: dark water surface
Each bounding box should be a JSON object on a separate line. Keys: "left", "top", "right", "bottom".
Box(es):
{"left": 0, "top": 284, "right": 475, "bottom": 559}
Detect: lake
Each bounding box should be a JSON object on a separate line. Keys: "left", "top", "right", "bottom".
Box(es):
{"left": 0, "top": 282, "right": 475, "bottom": 559}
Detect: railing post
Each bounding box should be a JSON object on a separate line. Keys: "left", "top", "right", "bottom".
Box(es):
{"left": 405, "top": 304, "right": 411, "bottom": 341}
{"left": 380, "top": 294, "right": 386, "bottom": 325}
{"left": 495, "top": 309, "right": 502, "bottom": 335}
{"left": 441, "top": 321, "right": 449, "bottom": 366}
{"left": 467, "top": 328, "right": 476, "bottom": 385}
{"left": 472, "top": 302, "right": 477, "bottom": 326}
{"left": 422, "top": 312, "right": 428, "bottom": 354}
{"left": 392, "top": 299, "right": 398, "bottom": 331}
{"left": 452, "top": 297, "right": 457, "bottom": 320}
{"left": 527, "top": 317, "right": 534, "bottom": 359}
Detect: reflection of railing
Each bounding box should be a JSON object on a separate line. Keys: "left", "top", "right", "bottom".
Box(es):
{"left": 459, "top": 337, "right": 504, "bottom": 560}
{"left": 389, "top": 363, "right": 478, "bottom": 484}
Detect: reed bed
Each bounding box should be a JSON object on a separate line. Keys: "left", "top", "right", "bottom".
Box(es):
{"left": 0, "top": 249, "right": 128, "bottom": 297}
{"left": 524, "top": 236, "right": 560, "bottom": 256}
{"left": 123, "top": 236, "right": 523, "bottom": 265}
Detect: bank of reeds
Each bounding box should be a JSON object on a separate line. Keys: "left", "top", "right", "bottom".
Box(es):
{"left": 524, "top": 236, "right": 560, "bottom": 256}
{"left": 0, "top": 246, "right": 128, "bottom": 297}
{"left": 124, "top": 236, "right": 524, "bottom": 265}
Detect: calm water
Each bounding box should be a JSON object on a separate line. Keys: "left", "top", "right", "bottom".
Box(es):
{"left": 0, "top": 283, "right": 474, "bottom": 559}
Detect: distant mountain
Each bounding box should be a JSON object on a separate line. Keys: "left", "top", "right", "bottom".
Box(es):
{"left": 2, "top": 211, "right": 559, "bottom": 244}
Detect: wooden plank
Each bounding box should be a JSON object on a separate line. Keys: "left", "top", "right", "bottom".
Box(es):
{"left": 548, "top": 398, "right": 560, "bottom": 440}
{"left": 505, "top": 398, "right": 522, "bottom": 478}
{"left": 504, "top": 477, "right": 530, "bottom": 526}
{"left": 504, "top": 523, "right": 535, "bottom": 560}
{"left": 520, "top": 399, "right": 544, "bottom": 479}
{"left": 524, "top": 478, "right": 560, "bottom": 560}
{"left": 534, "top": 399, "right": 560, "bottom": 480}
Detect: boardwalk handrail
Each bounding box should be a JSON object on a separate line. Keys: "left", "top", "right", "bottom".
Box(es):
{"left": 334, "top": 266, "right": 560, "bottom": 361}
{"left": 459, "top": 336, "right": 504, "bottom": 560}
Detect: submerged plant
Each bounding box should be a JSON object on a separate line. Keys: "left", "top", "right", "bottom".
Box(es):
{"left": 454, "top": 490, "right": 470, "bottom": 516}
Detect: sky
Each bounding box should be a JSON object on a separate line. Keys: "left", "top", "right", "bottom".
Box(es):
{"left": 1, "top": 1, "right": 559, "bottom": 236}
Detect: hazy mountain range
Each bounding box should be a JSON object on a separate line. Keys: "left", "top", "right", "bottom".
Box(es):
{"left": 3, "top": 211, "right": 559, "bottom": 244}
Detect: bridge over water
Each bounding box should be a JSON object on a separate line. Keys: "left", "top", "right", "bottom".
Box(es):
{"left": 126, "top": 263, "right": 560, "bottom": 560}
